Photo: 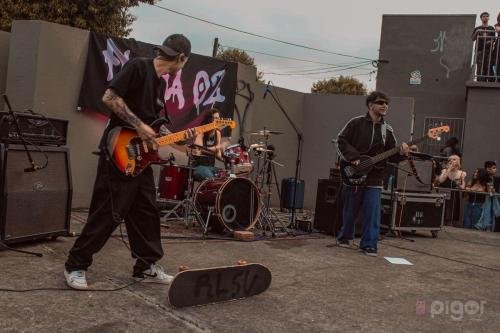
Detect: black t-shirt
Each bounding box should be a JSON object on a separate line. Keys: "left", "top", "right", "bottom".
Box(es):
{"left": 473, "top": 25, "right": 495, "bottom": 51}
{"left": 107, "top": 57, "right": 166, "bottom": 129}
{"left": 193, "top": 131, "right": 219, "bottom": 167}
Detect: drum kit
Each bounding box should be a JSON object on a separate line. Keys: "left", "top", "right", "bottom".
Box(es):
{"left": 157, "top": 128, "right": 290, "bottom": 236}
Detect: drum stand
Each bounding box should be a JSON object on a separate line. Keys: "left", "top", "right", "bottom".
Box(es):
{"left": 160, "top": 148, "right": 209, "bottom": 236}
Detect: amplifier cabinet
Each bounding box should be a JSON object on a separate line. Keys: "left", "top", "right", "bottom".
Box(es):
{"left": 0, "top": 144, "right": 72, "bottom": 243}
{"left": 381, "top": 191, "right": 445, "bottom": 236}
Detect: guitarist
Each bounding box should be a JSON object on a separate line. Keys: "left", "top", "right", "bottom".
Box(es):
{"left": 336, "top": 91, "right": 409, "bottom": 256}
{"left": 64, "top": 34, "right": 195, "bottom": 289}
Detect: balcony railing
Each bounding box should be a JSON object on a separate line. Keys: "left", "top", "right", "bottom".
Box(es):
{"left": 472, "top": 29, "right": 500, "bottom": 82}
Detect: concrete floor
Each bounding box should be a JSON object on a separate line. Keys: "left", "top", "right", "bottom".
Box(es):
{"left": 1, "top": 214, "right": 499, "bottom": 332}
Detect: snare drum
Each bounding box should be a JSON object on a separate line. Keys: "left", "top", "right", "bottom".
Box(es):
{"left": 223, "top": 144, "right": 253, "bottom": 175}
{"left": 194, "top": 177, "right": 261, "bottom": 232}
{"left": 158, "top": 165, "right": 190, "bottom": 200}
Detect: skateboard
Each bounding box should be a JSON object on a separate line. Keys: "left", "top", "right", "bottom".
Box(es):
{"left": 168, "top": 261, "right": 272, "bottom": 308}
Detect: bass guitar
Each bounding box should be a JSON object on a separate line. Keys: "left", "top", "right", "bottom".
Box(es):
{"left": 339, "top": 125, "right": 449, "bottom": 186}
{"left": 104, "top": 118, "right": 235, "bottom": 177}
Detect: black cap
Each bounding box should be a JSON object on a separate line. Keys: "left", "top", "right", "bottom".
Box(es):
{"left": 480, "top": 12, "right": 489, "bottom": 17}
{"left": 155, "top": 34, "right": 191, "bottom": 57}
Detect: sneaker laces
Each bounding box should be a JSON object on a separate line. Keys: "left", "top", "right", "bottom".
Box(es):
{"left": 74, "top": 271, "right": 85, "bottom": 278}
{"left": 146, "top": 264, "right": 167, "bottom": 279}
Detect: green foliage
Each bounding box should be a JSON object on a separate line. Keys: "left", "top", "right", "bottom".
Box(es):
{"left": 216, "top": 48, "right": 264, "bottom": 82}
{"left": 311, "top": 75, "right": 367, "bottom": 95}
{"left": 0, "top": 0, "right": 157, "bottom": 37}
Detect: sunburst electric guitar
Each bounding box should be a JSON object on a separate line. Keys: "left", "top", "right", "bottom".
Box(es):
{"left": 104, "top": 118, "right": 236, "bottom": 177}
{"left": 339, "top": 125, "right": 450, "bottom": 186}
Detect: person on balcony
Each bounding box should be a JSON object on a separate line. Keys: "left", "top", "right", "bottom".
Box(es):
{"left": 472, "top": 12, "right": 496, "bottom": 81}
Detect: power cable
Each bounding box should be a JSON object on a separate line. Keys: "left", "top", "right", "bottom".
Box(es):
{"left": 151, "top": 4, "right": 376, "bottom": 61}
{"left": 220, "top": 44, "right": 373, "bottom": 66}
{"left": 263, "top": 63, "right": 374, "bottom": 76}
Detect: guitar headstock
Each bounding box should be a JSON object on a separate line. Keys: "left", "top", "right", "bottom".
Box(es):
{"left": 426, "top": 125, "right": 450, "bottom": 140}
{"left": 214, "top": 118, "right": 236, "bottom": 129}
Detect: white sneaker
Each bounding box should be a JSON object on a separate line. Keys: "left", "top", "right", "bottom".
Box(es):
{"left": 134, "top": 264, "right": 174, "bottom": 284}
{"left": 64, "top": 270, "right": 88, "bottom": 290}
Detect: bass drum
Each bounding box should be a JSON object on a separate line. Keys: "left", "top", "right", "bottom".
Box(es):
{"left": 194, "top": 177, "right": 261, "bottom": 232}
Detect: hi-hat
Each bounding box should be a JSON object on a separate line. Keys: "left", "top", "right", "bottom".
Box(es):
{"left": 255, "top": 147, "right": 273, "bottom": 153}
{"left": 250, "top": 129, "right": 284, "bottom": 136}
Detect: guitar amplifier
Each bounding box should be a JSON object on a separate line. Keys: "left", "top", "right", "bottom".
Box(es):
{"left": 0, "top": 112, "right": 68, "bottom": 146}
{"left": 396, "top": 160, "right": 434, "bottom": 193}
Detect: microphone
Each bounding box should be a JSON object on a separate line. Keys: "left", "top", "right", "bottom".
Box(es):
{"left": 263, "top": 81, "right": 271, "bottom": 99}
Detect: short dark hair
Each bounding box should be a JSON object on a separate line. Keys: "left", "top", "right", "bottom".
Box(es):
{"left": 484, "top": 160, "right": 496, "bottom": 169}
{"left": 480, "top": 12, "right": 489, "bottom": 18}
{"left": 210, "top": 108, "right": 220, "bottom": 115}
{"left": 366, "top": 91, "right": 390, "bottom": 107}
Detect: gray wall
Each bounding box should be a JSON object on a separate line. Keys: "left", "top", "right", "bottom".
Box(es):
{"left": 4, "top": 21, "right": 103, "bottom": 208}
{"left": 462, "top": 83, "right": 500, "bottom": 174}
{"left": 377, "top": 15, "right": 475, "bottom": 140}
{"left": 2, "top": 20, "right": 415, "bottom": 211}
{"left": 301, "top": 94, "right": 414, "bottom": 208}
{"left": 0, "top": 31, "right": 10, "bottom": 110}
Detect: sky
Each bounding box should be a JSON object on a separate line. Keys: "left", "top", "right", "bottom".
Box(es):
{"left": 129, "top": 1, "right": 498, "bottom": 93}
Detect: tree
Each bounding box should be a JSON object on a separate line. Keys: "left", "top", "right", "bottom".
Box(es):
{"left": 216, "top": 48, "right": 264, "bottom": 82}
{"left": 311, "top": 75, "right": 367, "bottom": 95}
{"left": 0, "top": 0, "right": 157, "bottom": 37}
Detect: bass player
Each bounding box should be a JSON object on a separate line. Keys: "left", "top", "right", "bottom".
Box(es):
{"left": 336, "top": 91, "right": 409, "bottom": 256}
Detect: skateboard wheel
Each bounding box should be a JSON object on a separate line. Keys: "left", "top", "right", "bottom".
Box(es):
{"left": 178, "top": 265, "right": 190, "bottom": 272}
{"left": 237, "top": 259, "right": 247, "bottom": 265}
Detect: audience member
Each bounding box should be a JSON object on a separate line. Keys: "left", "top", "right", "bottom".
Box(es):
{"left": 463, "top": 168, "right": 489, "bottom": 229}
{"left": 494, "top": 13, "right": 500, "bottom": 80}
{"left": 484, "top": 160, "right": 500, "bottom": 192}
{"left": 472, "top": 12, "right": 496, "bottom": 81}
{"left": 436, "top": 155, "right": 466, "bottom": 225}
{"left": 440, "top": 137, "right": 461, "bottom": 157}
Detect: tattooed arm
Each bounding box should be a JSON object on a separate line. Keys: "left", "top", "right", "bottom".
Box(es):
{"left": 102, "top": 88, "right": 158, "bottom": 149}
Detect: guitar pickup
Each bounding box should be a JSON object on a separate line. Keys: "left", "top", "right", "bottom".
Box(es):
{"left": 126, "top": 145, "right": 136, "bottom": 159}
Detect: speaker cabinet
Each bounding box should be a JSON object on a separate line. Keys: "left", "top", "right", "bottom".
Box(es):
{"left": 0, "top": 144, "right": 72, "bottom": 243}
{"left": 396, "top": 160, "right": 434, "bottom": 192}
{"left": 313, "top": 179, "right": 343, "bottom": 235}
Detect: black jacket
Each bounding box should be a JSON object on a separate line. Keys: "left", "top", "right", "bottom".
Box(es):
{"left": 337, "top": 113, "right": 405, "bottom": 186}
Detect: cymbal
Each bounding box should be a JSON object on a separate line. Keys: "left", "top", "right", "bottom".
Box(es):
{"left": 249, "top": 129, "right": 283, "bottom": 136}
{"left": 249, "top": 143, "right": 266, "bottom": 149}
{"left": 255, "top": 147, "right": 274, "bottom": 153}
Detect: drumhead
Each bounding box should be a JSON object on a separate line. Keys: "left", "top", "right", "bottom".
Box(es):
{"left": 216, "top": 177, "right": 260, "bottom": 231}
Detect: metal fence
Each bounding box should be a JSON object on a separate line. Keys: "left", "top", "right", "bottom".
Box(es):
{"left": 472, "top": 29, "right": 500, "bottom": 82}
{"left": 421, "top": 117, "right": 465, "bottom": 156}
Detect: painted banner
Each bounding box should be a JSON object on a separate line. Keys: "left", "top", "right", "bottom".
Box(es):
{"left": 77, "top": 32, "right": 237, "bottom": 133}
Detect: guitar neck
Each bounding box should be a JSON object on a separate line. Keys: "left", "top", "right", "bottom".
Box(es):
{"left": 155, "top": 123, "right": 219, "bottom": 146}
{"left": 370, "top": 136, "right": 426, "bottom": 164}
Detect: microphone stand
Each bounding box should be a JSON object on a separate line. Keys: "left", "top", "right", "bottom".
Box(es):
{"left": 0, "top": 95, "right": 43, "bottom": 256}
{"left": 264, "top": 84, "right": 303, "bottom": 231}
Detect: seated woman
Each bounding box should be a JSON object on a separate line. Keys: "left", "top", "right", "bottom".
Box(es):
{"left": 463, "top": 168, "right": 489, "bottom": 229}
{"left": 435, "top": 154, "right": 467, "bottom": 225}
{"left": 192, "top": 108, "right": 223, "bottom": 180}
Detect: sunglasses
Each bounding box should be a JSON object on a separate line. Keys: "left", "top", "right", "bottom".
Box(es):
{"left": 373, "top": 100, "right": 389, "bottom": 106}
